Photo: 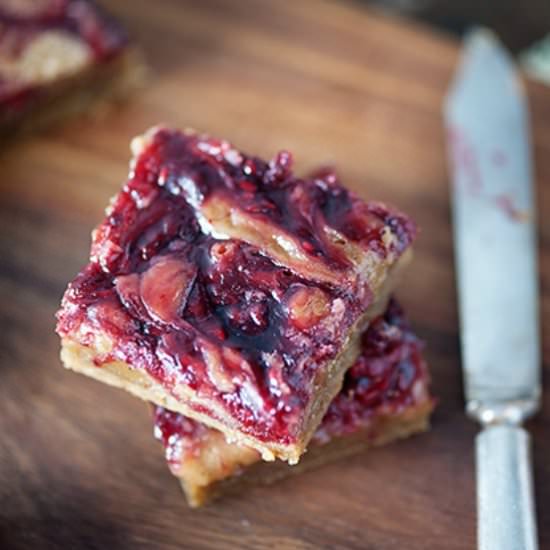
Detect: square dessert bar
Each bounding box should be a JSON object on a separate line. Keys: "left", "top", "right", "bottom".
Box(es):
{"left": 154, "top": 300, "right": 434, "bottom": 507}
{"left": 0, "top": 0, "right": 143, "bottom": 139}
{"left": 57, "top": 126, "right": 417, "bottom": 463}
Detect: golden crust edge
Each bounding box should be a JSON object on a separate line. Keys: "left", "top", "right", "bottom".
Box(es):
{"left": 176, "top": 397, "right": 435, "bottom": 507}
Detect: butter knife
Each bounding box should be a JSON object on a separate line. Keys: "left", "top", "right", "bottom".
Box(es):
{"left": 444, "top": 29, "right": 541, "bottom": 550}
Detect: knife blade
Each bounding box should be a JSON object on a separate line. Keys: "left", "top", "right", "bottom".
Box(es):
{"left": 444, "top": 29, "right": 541, "bottom": 550}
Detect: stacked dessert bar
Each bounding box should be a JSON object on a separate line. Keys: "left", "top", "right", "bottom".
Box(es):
{"left": 0, "top": 0, "right": 143, "bottom": 139}
{"left": 56, "top": 126, "right": 434, "bottom": 506}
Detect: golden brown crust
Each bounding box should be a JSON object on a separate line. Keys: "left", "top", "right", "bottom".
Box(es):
{"left": 174, "top": 398, "right": 434, "bottom": 507}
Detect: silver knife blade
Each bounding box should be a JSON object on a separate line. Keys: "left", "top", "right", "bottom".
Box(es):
{"left": 444, "top": 29, "right": 541, "bottom": 422}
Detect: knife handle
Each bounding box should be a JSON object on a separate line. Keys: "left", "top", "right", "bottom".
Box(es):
{"left": 476, "top": 424, "right": 538, "bottom": 550}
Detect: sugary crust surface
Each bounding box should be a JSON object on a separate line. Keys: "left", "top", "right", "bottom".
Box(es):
{"left": 57, "top": 126, "right": 416, "bottom": 462}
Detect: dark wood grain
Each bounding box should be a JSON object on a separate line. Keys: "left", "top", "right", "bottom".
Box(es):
{"left": 1, "top": 1, "right": 549, "bottom": 548}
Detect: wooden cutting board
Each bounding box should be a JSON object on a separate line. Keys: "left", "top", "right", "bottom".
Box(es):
{"left": 1, "top": 1, "right": 549, "bottom": 548}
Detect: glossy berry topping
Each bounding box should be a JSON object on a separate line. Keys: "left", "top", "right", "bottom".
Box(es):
{"left": 153, "top": 407, "right": 210, "bottom": 469}
{"left": 313, "top": 299, "right": 429, "bottom": 443}
{"left": 57, "top": 127, "right": 416, "bottom": 446}
{"left": 153, "top": 299, "right": 431, "bottom": 464}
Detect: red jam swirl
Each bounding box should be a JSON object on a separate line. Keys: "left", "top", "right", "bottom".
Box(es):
{"left": 153, "top": 299, "right": 430, "bottom": 464}
{"left": 57, "top": 128, "right": 416, "bottom": 445}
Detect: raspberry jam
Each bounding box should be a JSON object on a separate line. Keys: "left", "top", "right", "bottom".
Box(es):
{"left": 312, "top": 299, "right": 428, "bottom": 443}
{"left": 57, "top": 128, "right": 416, "bottom": 445}
{"left": 153, "top": 407, "right": 210, "bottom": 469}
{"left": 153, "top": 300, "right": 430, "bottom": 464}
{"left": 0, "top": 0, "right": 128, "bottom": 106}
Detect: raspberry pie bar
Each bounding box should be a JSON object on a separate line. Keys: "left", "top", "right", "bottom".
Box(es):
{"left": 154, "top": 300, "right": 434, "bottom": 506}
{"left": 56, "top": 127, "right": 416, "bottom": 463}
{"left": 0, "top": 0, "right": 143, "bottom": 139}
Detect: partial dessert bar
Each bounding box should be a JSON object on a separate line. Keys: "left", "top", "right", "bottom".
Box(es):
{"left": 154, "top": 300, "right": 434, "bottom": 507}
{"left": 56, "top": 127, "right": 416, "bottom": 463}
{"left": 0, "top": 0, "right": 143, "bottom": 139}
